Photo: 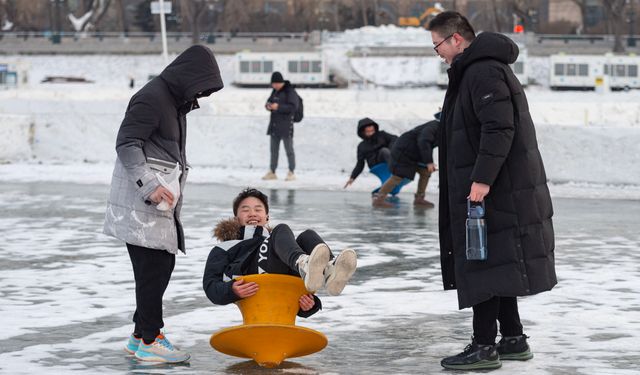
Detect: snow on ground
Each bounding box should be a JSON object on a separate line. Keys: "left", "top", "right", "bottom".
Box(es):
{"left": 1, "top": 80, "right": 640, "bottom": 199}
{"left": 1, "top": 31, "right": 639, "bottom": 199}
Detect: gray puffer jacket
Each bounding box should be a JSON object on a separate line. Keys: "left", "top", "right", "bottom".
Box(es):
{"left": 104, "top": 45, "right": 224, "bottom": 254}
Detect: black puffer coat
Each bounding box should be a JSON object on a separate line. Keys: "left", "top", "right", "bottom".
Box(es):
{"left": 266, "top": 81, "right": 300, "bottom": 138}
{"left": 389, "top": 120, "right": 439, "bottom": 180}
{"left": 438, "top": 32, "right": 556, "bottom": 309}
{"left": 350, "top": 118, "right": 398, "bottom": 179}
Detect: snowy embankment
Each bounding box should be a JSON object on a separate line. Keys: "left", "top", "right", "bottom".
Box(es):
{"left": 1, "top": 85, "right": 640, "bottom": 200}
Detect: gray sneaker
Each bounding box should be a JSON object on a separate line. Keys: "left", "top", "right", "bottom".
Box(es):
{"left": 296, "top": 244, "right": 330, "bottom": 292}
{"left": 324, "top": 249, "right": 357, "bottom": 296}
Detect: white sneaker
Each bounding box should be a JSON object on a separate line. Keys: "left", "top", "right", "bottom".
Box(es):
{"left": 134, "top": 334, "right": 190, "bottom": 363}
{"left": 285, "top": 171, "right": 296, "bottom": 181}
{"left": 296, "top": 244, "right": 330, "bottom": 292}
{"left": 324, "top": 249, "right": 357, "bottom": 296}
{"left": 262, "top": 171, "right": 277, "bottom": 180}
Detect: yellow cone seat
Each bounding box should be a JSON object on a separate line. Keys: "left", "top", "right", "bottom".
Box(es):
{"left": 210, "top": 274, "right": 328, "bottom": 367}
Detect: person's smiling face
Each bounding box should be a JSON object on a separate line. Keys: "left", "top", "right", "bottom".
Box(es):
{"left": 432, "top": 31, "right": 460, "bottom": 65}
{"left": 236, "top": 197, "right": 268, "bottom": 226}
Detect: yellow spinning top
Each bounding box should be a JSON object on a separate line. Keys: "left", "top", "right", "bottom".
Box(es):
{"left": 210, "top": 274, "right": 328, "bottom": 368}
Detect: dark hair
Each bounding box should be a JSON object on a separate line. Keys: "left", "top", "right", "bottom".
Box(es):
{"left": 428, "top": 11, "right": 476, "bottom": 42}
{"left": 233, "top": 188, "right": 269, "bottom": 215}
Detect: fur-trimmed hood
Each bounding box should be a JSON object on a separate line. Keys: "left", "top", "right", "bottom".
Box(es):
{"left": 213, "top": 218, "right": 271, "bottom": 242}
{"left": 213, "top": 218, "right": 243, "bottom": 242}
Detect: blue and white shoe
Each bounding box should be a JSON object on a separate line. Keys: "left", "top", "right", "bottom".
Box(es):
{"left": 124, "top": 334, "right": 141, "bottom": 355}
{"left": 134, "top": 334, "right": 190, "bottom": 363}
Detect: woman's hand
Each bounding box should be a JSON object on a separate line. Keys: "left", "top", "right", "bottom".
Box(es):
{"left": 232, "top": 279, "right": 259, "bottom": 298}
{"left": 299, "top": 294, "right": 316, "bottom": 311}
{"left": 149, "top": 186, "right": 174, "bottom": 206}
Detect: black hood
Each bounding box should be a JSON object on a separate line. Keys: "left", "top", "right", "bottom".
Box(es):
{"left": 357, "top": 117, "right": 379, "bottom": 139}
{"left": 160, "top": 45, "right": 224, "bottom": 106}
{"left": 452, "top": 32, "right": 519, "bottom": 76}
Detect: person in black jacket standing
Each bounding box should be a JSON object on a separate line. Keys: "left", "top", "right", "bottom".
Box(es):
{"left": 262, "top": 72, "right": 300, "bottom": 181}
{"left": 344, "top": 117, "right": 397, "bottom": 189}
{"left": 372, "top": 118, "right": 439, "bottom": 208}
{"left": 429, "top": 12, "right": 556, "bottom": 370}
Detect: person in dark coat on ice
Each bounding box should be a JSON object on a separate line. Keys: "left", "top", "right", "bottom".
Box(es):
{"left": 203, "top": 188, "right": 358, "bottom": 316}
{"left": 104, "top": 45, "right": 224, "bottom": 363}
{"left": 262, "top": 72, "right": 301, "bottom": 182}
{"left": 372, "top": 116, "right": 440, "bottom": 208}
{"left": 429, "top": 12, "right": 556, "bottom": 370}
{"left": 344, "top": 117, "right": 398, "bottom": 189}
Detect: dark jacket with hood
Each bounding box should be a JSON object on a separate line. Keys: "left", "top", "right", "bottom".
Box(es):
{"left": 266, "top": 81, "right": 300, "bottom": 138}
{"left": 389, "top": 120, "right": 439, "bottom": 180}
{"left": 104, "top": 45, "right": 223, "bottom": 254}
{"left": 350, "top": 118, "right": 398, "bottom": 179}
{"left": 438, "top": 32, "right": 556, "bottom": 309}
{"left": 202, "top": 218, "right": 322, "bottom": 318}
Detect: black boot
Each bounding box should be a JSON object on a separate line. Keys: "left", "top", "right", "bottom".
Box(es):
{"left": 440, "top": 338, "right": 501, "bottom": 370}
{"left": 497, "top": 334, "right": 533, "bottom": 360}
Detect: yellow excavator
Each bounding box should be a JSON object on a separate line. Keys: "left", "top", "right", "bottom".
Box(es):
{"left": 398, "top": 3, "right": 444, "bottom": 27}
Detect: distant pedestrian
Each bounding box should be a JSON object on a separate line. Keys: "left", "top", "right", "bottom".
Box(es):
{"left": 372, "top": 117, "right": 439, "bottom": 208}
{"left": 104, "top": 45, "right": 224, "bottom": 364}
{"left": 343, "top": 117, "right": 397, "bottom": 189}
{"left": 429, "top": 11, "right": 556, "bottom": 370}
{"left": 262, "top": 71, "right": 301, "bottom": 181}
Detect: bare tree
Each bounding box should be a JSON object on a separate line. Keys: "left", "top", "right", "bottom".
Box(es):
{"left": 569, "top": 0, "right": 591, "bottom": 33}
{"left": 602, "top": 0, "right": 627, "bottom": 52}
{"left": 67, "top": 0, "right": 113, "bottom": 32}
{"left": 115, "top": 0, "right": 128, "bottom": 34}
{"left": 507, "top": 0, "right": 543, "bottom": 32}
{"left": 491, "top": 0, "right": 504, "bottom": 31}
{"left": 181, "top": 0, "right": 215, "bottom": 44}
{"left": 0, "top": 0, "right": 17, "bottom": 31}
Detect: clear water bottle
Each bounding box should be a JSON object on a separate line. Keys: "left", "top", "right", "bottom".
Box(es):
{"left": 466, "top": 199, "right": 487, "bottom": 261}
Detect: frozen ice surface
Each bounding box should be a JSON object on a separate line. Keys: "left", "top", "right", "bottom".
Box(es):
{"left": 0, "top": 182, "right": 638, "bottom": 374}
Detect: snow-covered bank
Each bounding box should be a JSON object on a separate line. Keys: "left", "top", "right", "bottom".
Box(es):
{"left": 1, "top": 85, "right": 640, "bottom": 199}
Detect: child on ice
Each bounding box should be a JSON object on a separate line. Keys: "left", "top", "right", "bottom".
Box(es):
{"left": 203, "top": 188, "right": 358, "bottom": 316}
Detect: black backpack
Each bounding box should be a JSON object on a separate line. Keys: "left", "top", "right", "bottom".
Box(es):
{"left": 293, "top": 92, "right": 303, "bottom": 123}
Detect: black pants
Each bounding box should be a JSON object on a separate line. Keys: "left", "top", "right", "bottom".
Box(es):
{"left": 375, "top": 147, "right": 392, "bottom": 166}
{"left": 270, "top": 134, "right": 295, "bottom": 172}
{"left": 127, "top": 243, "right": 175, "bottom": 343}
{"left": 253, "top": 224, "right": 333, "bottom": 275}
{"left": 472, "top": 296, "right": 524, "bottom": 345}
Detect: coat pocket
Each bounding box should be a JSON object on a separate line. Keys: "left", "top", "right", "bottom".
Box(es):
{"left": 146, "top": 156, "right": 180, "bottom": 175}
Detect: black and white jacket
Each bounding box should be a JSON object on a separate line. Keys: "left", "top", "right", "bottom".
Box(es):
{"left": 202, "top": 218, "right": 321, "bottom": 318}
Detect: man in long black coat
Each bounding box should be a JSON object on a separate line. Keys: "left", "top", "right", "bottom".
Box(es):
{"left": 429, "top": 12, "right": 556, "bottom": 370}
{"left": 372, "top": 118, "right": 439, "bottom": 208}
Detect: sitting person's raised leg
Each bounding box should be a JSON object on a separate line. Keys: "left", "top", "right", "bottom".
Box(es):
{"left": 267, "top": 224, "right": 329, "bottom": 292}
{"left": 296, "top": 229, "right": 357, "bottom": 296}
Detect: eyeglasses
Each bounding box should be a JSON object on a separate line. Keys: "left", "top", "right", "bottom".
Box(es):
{"left": 433, "top": 34, "right": 454, "bottom": 52}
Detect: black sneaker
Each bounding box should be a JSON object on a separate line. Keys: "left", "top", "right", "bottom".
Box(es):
{"left": 497, "top": 334, "right": 533, "bottom": 361}
{"left": 441, "top": 339, "right": 501, "bottom": 370}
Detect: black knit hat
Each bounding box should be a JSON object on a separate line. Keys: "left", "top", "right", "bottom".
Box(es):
{"left": 233, "top": 188, "right": 269, "bottom": 215}
{"left": 270, "top": 71, "right": 284, "bottom": 83}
